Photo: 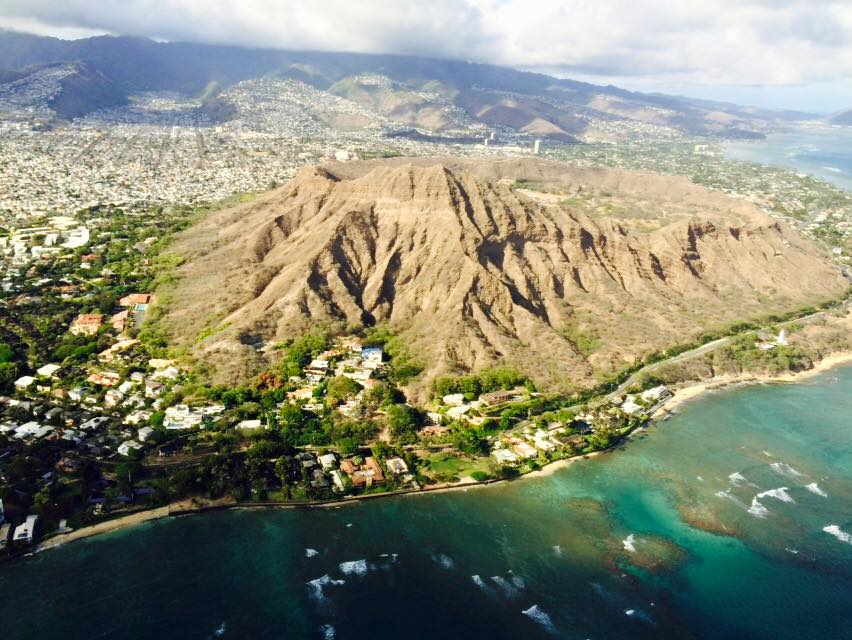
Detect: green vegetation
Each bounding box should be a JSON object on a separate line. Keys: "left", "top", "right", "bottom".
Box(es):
{"left": 432, "top": 367, "right": 529, "bottom": 399}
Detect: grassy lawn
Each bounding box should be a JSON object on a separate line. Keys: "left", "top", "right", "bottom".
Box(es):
{"left": 425, "top": 452, "right": 492, "bottom": 481}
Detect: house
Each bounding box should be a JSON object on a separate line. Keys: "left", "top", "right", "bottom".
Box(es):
{"left": 446, "top": 404, "right": 471, "bottom": 419}
{"left": 0, "top": 523, "right": 10, "bottom": 550}
{"left": 36, "top": 363, "right": 61, "bottom": 379}
{"left": 318, "top": 453, "right": 337, "bottom": 470}
{"left": 492, "top": 448, "right": 519, "bottom": 464}
{"left": 104, "top": 389, "right": 124, "bottom": 408}
{"left": 119, "top": 293, "right": 151, "bottom": 308}
{"left": 330, "top": 469, "right": 346, "bottom": 492}
{"left": 361, "top": 347, "right": 383, "bottom": 364}
{"left": 137, "top": 426, "right": 155, "bottom": 442}
{"left": 13, "top": 515, "right": 38, "bottom": 544}
{"left": 152, "top": 366, "right": 180, "bottom": 381}
{"left": 304, "top": 359, "right": 330, "bottom": 377}
{"left": 310, "top": 468, "right": 329, "bottom": 488}
{"left": 641, "top": 385, "right": 673, "bottom": 404}
{"left": 510, "top": 439, "right": 538, "bottom": 459}
{"left": 621, "top": 396, "right": 644, "bottom": 415}
{"left": 236, "top": 419, "right": 263, "bottom": 430}
{"left": 442, "top": 393, "right": 466, "bottom": 406}
{"left": 69, "top": 313, "right": 104, "bottom": 336}
{"left": 56, "top": 457, "right": 82, "bottom": 473}
{"left": 288, "top": 387, "right": 315, "bottom": 401}
{"left": 385, "top": 457, "right": 409, "bottom": 475}
{"left": 117, "top": 440, "right": 143, "bottom": 456}
{"left": 14, "top": 422, "right": 53, "bottom": 439}
{"left": 110, "top": 309, "right": 129, "bottom": 332}
{"left": 480, "top": 390, "right": 514, "bottom": 406}
{"left": 14, "top": 375, "right": 35, "bottom": 390}
{"left": 532, "top": 430, "right": 557, "bottom": 452}
{"left": 87, "top": 371, "right": 120, "bottom": 387}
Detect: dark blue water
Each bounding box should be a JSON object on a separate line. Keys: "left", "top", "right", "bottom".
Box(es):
{"left": 2, "top": 367, "right": 852, "bottom": 639}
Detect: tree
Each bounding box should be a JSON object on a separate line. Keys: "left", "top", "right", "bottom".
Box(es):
{"left": 326, "top": 376, "right": 360, "bottom": 407}
{"left": 386, "top": 404, "right": 420, "bottom": 443}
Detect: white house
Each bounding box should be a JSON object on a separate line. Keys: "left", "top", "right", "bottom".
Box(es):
{"left": 14, "top": 376, "right": 35, "bottom": 390}
{"left": 117, "top": 440, "right": 143, "bottom": 456}
{"left": 36, "top": 363, "right": 61, "bottom": 378}
{"left": 137, "top": 426, "right": 155, "bottom": 442}
{"left": 318, "top": 453, "right": 337, "bottom": 470}
{"left": 442, "top": 393, "right": 465, "bottom": 406}
{"left": 13, "top": 515, "right": 38, "bottom": 544}
{"left": 235, "top": 419, "right": 263, "bottom": 430}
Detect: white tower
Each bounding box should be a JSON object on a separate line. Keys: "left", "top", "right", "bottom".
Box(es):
{"left": 533, "top": 139, "right": 541, "bottom": 154}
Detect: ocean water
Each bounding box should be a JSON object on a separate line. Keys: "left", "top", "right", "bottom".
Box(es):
{"left": 725, "top": 128, "right": 852, "bottom": 191}
{"left": 2, "top": 367, "right": 852, "bottom": 639}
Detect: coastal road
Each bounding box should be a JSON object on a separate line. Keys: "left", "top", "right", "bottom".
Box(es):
{"left": 605, "top": 299, "right": 851, "bottom": 402}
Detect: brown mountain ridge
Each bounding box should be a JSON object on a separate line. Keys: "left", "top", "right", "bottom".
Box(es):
{"left": 155, "top": 158, "right": 848, "bottom": 398}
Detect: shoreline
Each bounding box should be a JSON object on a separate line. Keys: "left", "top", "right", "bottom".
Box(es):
{"left": 653, "top": 350, "right": 852, "bottom": 418}
{"left": 33, "top": 351, "right": 852, "bottom": 554}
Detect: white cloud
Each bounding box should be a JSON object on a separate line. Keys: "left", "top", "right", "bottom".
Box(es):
{"left": 0, "top": 0, "right": 849, "bottom": 87}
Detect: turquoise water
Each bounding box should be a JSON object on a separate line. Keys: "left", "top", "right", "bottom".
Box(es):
{"left": 2, "top": 367, "right": 852, "bottom": 639}
{"left": 726, "top": 128, "right": 852, "bottom": 191}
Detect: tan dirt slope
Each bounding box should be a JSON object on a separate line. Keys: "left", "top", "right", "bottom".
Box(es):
{"left": 156, "top": 158, "right": 848, "bottom": 398}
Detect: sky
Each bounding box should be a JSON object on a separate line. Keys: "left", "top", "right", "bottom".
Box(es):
{"left": 0, "top": 0, "right": 851, "bottom": 113}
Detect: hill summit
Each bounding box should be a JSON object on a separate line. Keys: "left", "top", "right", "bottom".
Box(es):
{"left": 157, "top": 158, "right": 847, "bottom": 396}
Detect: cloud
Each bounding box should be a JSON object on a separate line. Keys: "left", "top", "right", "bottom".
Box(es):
{"left": 0, "top": 0, "right": 850, "bottom": 86}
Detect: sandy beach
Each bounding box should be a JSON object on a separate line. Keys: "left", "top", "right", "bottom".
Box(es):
{"left": 653, "top": 350, "right": 852, "bottom": 418}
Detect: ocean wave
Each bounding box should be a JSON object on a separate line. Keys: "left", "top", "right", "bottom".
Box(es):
{"left": 715, "top": 489, "right": 749, "bottom": 510}
{"left": 552, "top": 545, "right": 562, "bottom": 556}
{"left": 339, "top": 559, "right": 368, "bottom": 576}
{"left": 728, "top": 472, "right": 747, "bottom": 486}
{"left": 625, "top": 608, "right": 654, "bottom": 624}
{"left": 806, "top": 483, "right": 828, "bottom": 497}
{"left": 823, "top": 525, "right": 852, "bottom": 545}
{"left": 770, "top": 462, "right": 803, "bottom": 478}
{"left": 307, "top": 574, "right": 346, "bottom": 601}
{"left": 748, "top": 498, "right": 770, "bottom": 518}
{"left": 756, "top": 487, "right": 795, "bottom": 503}
{"left": 432, "top": 553, "right": 454, "bottom": 570}
{"left": 491, "top": 575, "right": 521, "bottom": 599}
{"left": 522, "top": 605, "right": 558, "bottom": 635}
{"left": 305, "top": 548, "right": 319, "bottom": 558}
{"left": 622, "top": 534, "right": 636, "bottom": 553}
{"left": 212, "top": 622, "right": 226, "bottom": 638}
{"left": 320, "top": 624, "right": 335, "bottom": 640}
{"left": 508, "top": 570, "right": 525, "bottom": 590}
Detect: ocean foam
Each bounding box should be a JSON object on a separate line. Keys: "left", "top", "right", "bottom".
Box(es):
{"left": 770, "top": 462, "right": 803, "bottom": 478}
{"left": 320, "top": 624, "right": 335, "bottom": 640}
{"left": 728, "top": 472, "right": 747, "bottom": 486}
{"left": 305, "top": 548, "right": 319, "bottom": 558}
{"left": 433, "top": 553, "right": 454, "bottom": 570}
{"left": 748, "top": 498, "right": 770, "bottom": 518}
{"left": 491, "top": 575, "right": 521, "bottom": 599}
{"left": 823, "top": 525, "right": 852, "bottom": 545}
{"left": 715, "top": 489, "right": 749, "bottom": 510}
{"left": 508, "top": 570, "right": 525, "bottom": 590}
{"left": 307, "top": 575, "right": 346, "bottom": 601}
{"left": 338, "top": 560, "right": 368, "bottom": 576}
{"left": 522, "top": 605, "right": 557, "bottom": 635}
{"left": 552, "top": 545, "right": 561, "bottom": 556}
{"left": 806, "top": 483, "right": 828, "bottom": 497}
{"left": 622, "top": 534, "right": 636, "bottom": 553}
{"left": 213, "top": 622, "right": 226, "bottom": 637}
{"left": 756, "top": 487, "right": 795, "bottom": 503}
